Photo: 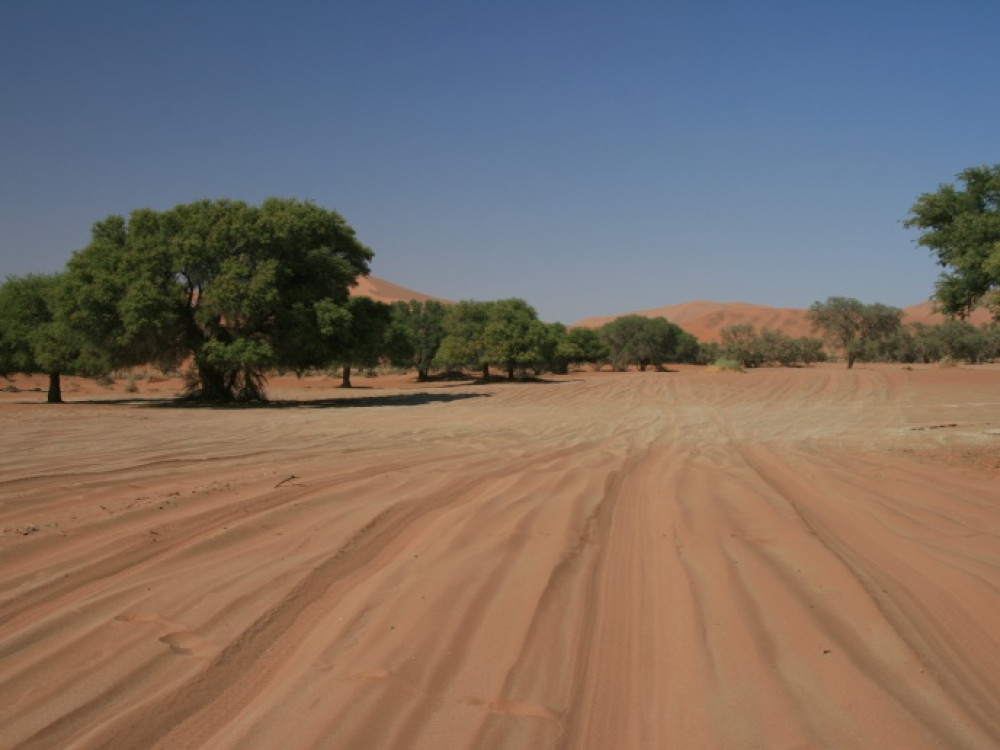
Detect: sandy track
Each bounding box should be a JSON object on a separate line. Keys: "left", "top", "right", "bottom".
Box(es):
{"left": 1, "top": 365, "right": 999, "bottom": 748}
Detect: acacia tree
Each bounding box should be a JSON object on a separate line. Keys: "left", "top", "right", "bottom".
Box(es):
{"left": 436, "top": 300, "right": 493, "bottom": 381}
{"left": 807, "top": 297, "right": 902, "bottom": 368}
{"left": 565, "top": 327, "right": 611, "bottom": 369}
{"left": 0, "top": 274, "right": 83, "bottom": 403}
{"left": 905, "top": 165, "right": 1000, "bottom": 320}
{"left": 435, "top": 299, "right": 556, "bottom": 380}
{"left": 599, "top": 315, "right": 686, "bottom": 371}
{"left": 719, "top": 324, "right": 766, "bottom": 368}
{"left": 63, "top": 198, "right": 372, "bottom": 401}
{"left": 388, "top": 300, "right": 447, "bottom": 381}
{"left": 483, "top": 298, "right": 554, "bottom": 380}
{"left": 328, "top": 296, "right": 393, "bottom": 387}
{"left": 719, "top": 325, "right": 825, "bottom": 367}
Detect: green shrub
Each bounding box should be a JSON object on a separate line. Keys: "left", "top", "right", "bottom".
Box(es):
{"left": 710, "top": 358, "right": 745, "bottom": 372}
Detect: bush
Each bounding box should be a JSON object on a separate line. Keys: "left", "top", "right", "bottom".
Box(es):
{"left": 710, "top": 358, "right": 745, "bottom": 372}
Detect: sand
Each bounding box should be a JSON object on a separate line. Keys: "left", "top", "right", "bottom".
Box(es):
{"left": 2, "top": 364, "right": 999, "bottom": 748}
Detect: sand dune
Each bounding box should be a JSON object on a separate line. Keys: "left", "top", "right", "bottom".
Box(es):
{"left": 574, "top": 300, "right": 995, "bottom": 341}
{"left": 350, "top": 275, "right": 995, "bottom": 341}
{"left": 350, "top": 276, "right": 449, "bottom": 305}
{"left": 2, "top": 364, "right": 999, "bottom": 748}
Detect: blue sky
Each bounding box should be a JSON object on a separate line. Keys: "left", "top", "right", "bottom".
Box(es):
{"left": 2, "top": 0, "right": 998, "bottom": 323}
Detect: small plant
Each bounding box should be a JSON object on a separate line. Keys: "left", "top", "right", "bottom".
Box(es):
{"left": 124, "top": 375, "right": 139, "bottom": 393}
{"left": 709, "top": 358, "right": 745, "bottom": 373}
{"left": 3, "top": 383, "right": 18, "bottom": 393}
{"left": 95, "top": 373, "right": 115, "bottom": 387}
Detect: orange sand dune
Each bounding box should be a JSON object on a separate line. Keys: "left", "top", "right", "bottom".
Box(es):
{"left": 350, "top": 276, "right": 451, "bottom": 305}
{"left": 575, "top": 299, "right": 995, "bottom": 341}
{"left": 2, "top": 364, "right": 999, "bottom": 748}
{"left": 351, "top": 275, "right": 995, "bottom": 342}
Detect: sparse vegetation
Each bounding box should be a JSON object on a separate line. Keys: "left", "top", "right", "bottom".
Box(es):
{"left": 719, "top": 324, "right": 826, "bottom": 368}
{"left": 710, "top": 358, "right": 745, "bottom": 372}
{"left": 6, "top": 170, "right": 1000, "bottom": 401}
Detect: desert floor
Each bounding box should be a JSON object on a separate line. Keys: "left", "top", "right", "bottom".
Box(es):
{"left": 1, "top": 364, "right": 999, "bottom": 749}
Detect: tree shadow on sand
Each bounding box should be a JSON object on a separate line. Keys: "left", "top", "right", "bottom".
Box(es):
{"left": 147, "top": 391, "right": 494, "bottom": 410}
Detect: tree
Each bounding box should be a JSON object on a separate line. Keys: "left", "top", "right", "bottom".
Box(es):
{"left": 599, "top": 315, "right": 686, "bottom": 371}
{"left": 719, "top": 324, "right": 766, "bottom": 368}
{"left": 388, "top": 300, "right": 447, "bottom": 381}
{"left": 0, "top": 274, "right": 82, "bottom": 403}
{"left": 905, "top": 165, "right": 1000, "bottom": 320}
{"left": 718, "top": 324, "right": 825, "bottom": 368}
{"left": 435, "top": 299, "right": 559, "bottom": 381}
{"left": 436, "top": 300, "right": 493, "bottom": 381}
{"left": 62, "top": 198, "right": 372, "bottom": 401}
{"left": 482, "top": 298, "right": 552, "bottom": 380}
{"left": 808, "top": 297, "right": 902, "bottom": 368}
{"left": 328, "top": 296, "right": 393, "bottom": 387}
{"left": 564, "top": 327, "right": 610, "bottom": 369}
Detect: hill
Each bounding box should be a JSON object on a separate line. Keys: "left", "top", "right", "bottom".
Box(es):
{"left": 349, "top": 276, "right": 450, "bottom": 305}
{"left": 574, "top": 299, "right": 995, "bottom": 342}
{"left": 353, "top": 276, "right": 994, "bottom": 342}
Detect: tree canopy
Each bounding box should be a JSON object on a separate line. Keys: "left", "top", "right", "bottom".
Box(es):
{"left": 62, "top": 198, "right": 372, "bottom": 401}
{"left": 598, "top": 315, "right": 693, "bottom": 371}
{"left": 0, "top": 274, "right": 84, "bottom": 403}
{"left": 807, "top": 297, "right": 902, "bottom": 368}
{"left": 905, "top": 165, "right": 1000, "bottom": 320}
{"left": 435, "top": 299, "right": 555, "bottom": 381}
{"left": 389, "top": 300, "right": 448, "bottom": 381}
{"left": 328, "top": 296, "right": 393, "bottom": 388}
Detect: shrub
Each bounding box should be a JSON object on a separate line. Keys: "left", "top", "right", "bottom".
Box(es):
{"left": 710, "top": 358, "right": 745, "bottom": 372}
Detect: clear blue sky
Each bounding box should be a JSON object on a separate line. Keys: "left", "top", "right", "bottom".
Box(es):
{"left": 2, "top": 0, "right": 998, "bottom": 323}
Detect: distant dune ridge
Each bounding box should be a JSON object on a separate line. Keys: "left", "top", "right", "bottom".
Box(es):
{"left": 354, "top": 276, "right": 994, "bottom": 341}
{"left": 350, "top": 275, "right": 449, "bottom": 305}
{"left": 575, "top": 300, "right": 995, "bottom": 342}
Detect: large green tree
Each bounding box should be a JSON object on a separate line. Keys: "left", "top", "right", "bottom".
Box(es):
{"left": 905, "top": 165, "right": 1000, "bottom": 320}
{"left": 599, "top": 315, "right": 688, "bottom": 371}
{"left": 482, "top": 298, "right": 554, "bottom": 380}
{"left": 0, "top": 274, "right": 83, "bottom": 403}
{"left": 564, "top": 327, "right": 611, "bottom": 369}
{"left": 436, "top": 300, "right": 493, "bottom": 381}
{"left": 435, "top": 299, "right": 556, "bottom": 381}
{"left": 807, "top": 297, "right": 902, "bottom": 368}
{"left": 63, "top": 198, "right": 372, "bottom": 401}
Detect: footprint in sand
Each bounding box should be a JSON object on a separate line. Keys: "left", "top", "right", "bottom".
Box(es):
{"left": 158, "top": 631, "right": 215, "bottom": 657}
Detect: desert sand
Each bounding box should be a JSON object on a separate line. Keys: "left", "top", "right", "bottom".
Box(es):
{"left": 2, "top": 364, "right": 1000, "bottom": 748}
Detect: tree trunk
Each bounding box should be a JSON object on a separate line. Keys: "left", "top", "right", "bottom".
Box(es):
{"left": 507, "top": 364, "right": 515, "bottom": 380}
{"left": 417, "top": 368, "right": 429, "bottom": 382}
{"left": 482, "top": 363, "right": 490, "bottom": 383}
{"left": 47, "top": 372, "right": 62, "bottom": 404}
{"left": 192, "top": 361, "right": 236, "bottom": 402}
{"left": 342, "top": 364, "right": 352, "bottom": 388}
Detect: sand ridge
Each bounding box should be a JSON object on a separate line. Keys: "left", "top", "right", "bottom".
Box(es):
{"left": 1, "top": 364, "right": 999, "bottom": 748}
{"left": 573, "top": 299, "right": 996, "bottom": 341}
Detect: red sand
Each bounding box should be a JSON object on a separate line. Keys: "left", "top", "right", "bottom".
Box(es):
{"left": 2, "top": 363, "right": 999, "bottom": 748}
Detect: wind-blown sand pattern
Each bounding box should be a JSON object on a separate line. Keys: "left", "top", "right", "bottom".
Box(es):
{"left": 2, "top": 365, "right": 999, "bottom": 748}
